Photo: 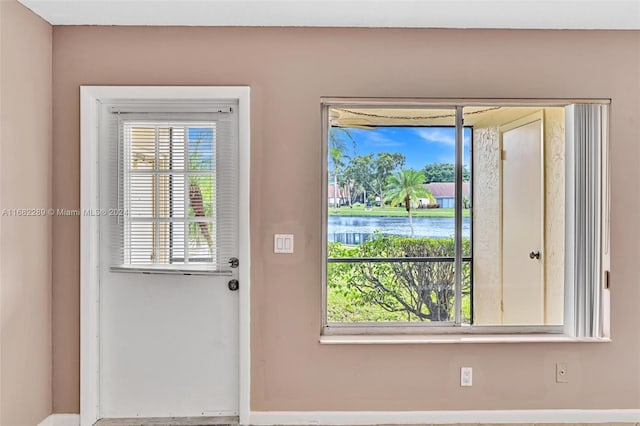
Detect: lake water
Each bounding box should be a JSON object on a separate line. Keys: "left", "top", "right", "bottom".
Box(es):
{"left": 328, "top": 215, "right": 471, "bottom": 244}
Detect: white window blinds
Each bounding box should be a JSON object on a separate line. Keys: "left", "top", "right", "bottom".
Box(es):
{"left": 107, "top": 105, "right": 238, "bottom": 274}
{"left": 566, "top": 103, "right": 609, "bottom": 338}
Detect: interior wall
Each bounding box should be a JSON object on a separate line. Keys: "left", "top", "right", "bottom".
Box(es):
{"left": 0, "top": 1, "right": 53, "bottom": 424}
{"left": 472, "top": 126, "right": 501, "bottom": 325}
{"left": 543, "top": 108, "right": 565, "bottom": 325}
{"left": 51, "top": 27, "right": 640, "bottom": 413}
{"left": 472, "top": 107, "right": 564, "bottom": 326}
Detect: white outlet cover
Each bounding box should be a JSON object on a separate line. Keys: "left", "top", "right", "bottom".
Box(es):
{"left": 461, "top": 367, "right": 473, "bottom": 387}
{"left": 274, "top": 234, "right": 294, "bottom": 254}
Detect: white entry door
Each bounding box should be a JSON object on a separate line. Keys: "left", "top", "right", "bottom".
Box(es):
{"left": 97, "top": 101, "right": 240, "bottom": 419}
{"left": 501, "top": 115, "right": 544, "bottom": 325}
{"left": 98, "top": 266, "right": 239, "bottom": 418}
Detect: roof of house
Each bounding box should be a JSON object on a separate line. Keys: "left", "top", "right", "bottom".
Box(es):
{"left": 423, "top": 182, "right": 470, "bottom": 198}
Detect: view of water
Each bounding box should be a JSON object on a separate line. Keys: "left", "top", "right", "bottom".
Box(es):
{"left": 328, "top": 215, "right": 471, "bottom": 244}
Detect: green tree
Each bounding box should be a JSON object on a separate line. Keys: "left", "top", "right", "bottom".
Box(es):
{"left": 343, "top": 154, "right": 373, "bottom": 204}
{"left": 372, "top": 152, "right": 405, "bottom": 203}
{"left": 385, "top": 169, "right": 434, "bottom": 236}
{"left": 343, "top": 152, "right": 405, "bottom": 205}
{"left": 423, "top": 162, "right": 470, "bottom": 183}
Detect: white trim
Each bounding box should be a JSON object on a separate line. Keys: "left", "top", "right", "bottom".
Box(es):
{"left": 80, "top": 86, "right": 101, "bottom": 426}
{"left": 80, "top": 86, "right": 250, "bottom": 426}
{"left": 320, "top": 334, "right": 610, "bottom": 345}
{"left": 236, "top": 86, "right": 252, "bottom": 426}
{"left": 37, "top": 411, "right": 640, "bottom": 426}
{"left": 38, "top": 414, "right": 81, "bottom": 426}
{"left": 249, "top": 409, "right": 640, "bottom": 425}
{"left": 16, "top": 0, "right": 640, "bottom": 29}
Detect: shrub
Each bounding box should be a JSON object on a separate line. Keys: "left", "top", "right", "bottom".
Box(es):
{"left": 328, "top": 236, "right": 471, "bottom": 322}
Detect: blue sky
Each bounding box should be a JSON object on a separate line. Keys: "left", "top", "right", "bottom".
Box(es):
{"left": 188, "top": 127, "right": 214, "bottom": 168}
{"left": 331, "top": 126, "right": 472, "bottom": 171}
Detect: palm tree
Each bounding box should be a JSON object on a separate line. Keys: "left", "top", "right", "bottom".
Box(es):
{"left": 385, "top": 169, "right": 434, "bottom": 237}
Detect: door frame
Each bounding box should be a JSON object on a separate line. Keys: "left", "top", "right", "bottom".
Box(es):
{"left": 498, "top": 111, "right": 545, "bottom": 324}
{"left": 80, "top": 86, "right": 251, "bottom": 426}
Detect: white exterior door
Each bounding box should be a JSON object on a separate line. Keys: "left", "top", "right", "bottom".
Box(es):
{"left": 97, "top": 106, "right": 240, "bottom": 419}
{"left": 98, "top": 266, "right": 239, "bottom": 418}
{"left": 501, "top": 117, "right": 544, "bottom": 325}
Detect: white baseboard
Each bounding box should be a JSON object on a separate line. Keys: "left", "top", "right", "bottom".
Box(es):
{"left": 36, "top": 411, "right": 640, "bottom": 425}
{"left": 249, "top": 409, "right": 640, "bottom": 424}
{"left": 38, "top": 413, "right": 80, "bottom": 426}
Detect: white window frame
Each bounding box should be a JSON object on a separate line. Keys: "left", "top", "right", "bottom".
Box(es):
{"left": 320, "top": 98, "right": 610, "bottom": 342}
{"left": 80, "top": 86, "right": 251, "bottom": 426}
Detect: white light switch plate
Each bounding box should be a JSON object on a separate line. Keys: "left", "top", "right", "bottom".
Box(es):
{"left": 461, "top": 367, "right": 473, "bottom": 387}
{"left": 274, "top": 234, "right": 294, "bottom": 253}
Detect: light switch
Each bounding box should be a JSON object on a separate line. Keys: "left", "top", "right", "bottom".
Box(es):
{"left": 461, "top": 367, "right": 473, "bottom": 387}
{"left": 274, "top": 234, "right": 294, "bottom": 254}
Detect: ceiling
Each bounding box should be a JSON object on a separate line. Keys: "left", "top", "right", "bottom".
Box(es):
{"left": 16, "top": 0, "right": 640, "bottom": 28}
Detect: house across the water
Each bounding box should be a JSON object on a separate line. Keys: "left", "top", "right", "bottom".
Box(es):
{"left": 421, "top": 182, "right": 471, "bottom": 208}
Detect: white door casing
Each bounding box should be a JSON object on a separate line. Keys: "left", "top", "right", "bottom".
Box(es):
{"left": 500, "top": 113, "right": 544, "bottom": 326}
{"left": 80, "top": 86, "right": 250, "bottom": 426}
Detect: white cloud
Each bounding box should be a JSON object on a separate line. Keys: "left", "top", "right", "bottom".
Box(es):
{"left": 413, "top": 129, "right": 471, "bottom": 146}
{"left": 414, "top": 128, "right": 455, "bottom": 146}
{"left": 362, "top": 131, "right": 401, "bottom": 147}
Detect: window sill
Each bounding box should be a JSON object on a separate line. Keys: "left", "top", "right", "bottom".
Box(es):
{"left": 110, "top": 265, "right": 232, "bottom": 276}
{"left": 319, "top": 334, "right": 611, "bottom": 345}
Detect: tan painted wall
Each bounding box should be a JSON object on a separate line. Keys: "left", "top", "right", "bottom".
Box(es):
{"left": 0, "top": 1, "right": 52, "bottom": 424}
{"left": 51, "top": 27, "right": 640, "bottom": 413}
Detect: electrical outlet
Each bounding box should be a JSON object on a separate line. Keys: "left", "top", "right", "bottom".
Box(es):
{"left": 556, "top": 362, "right": 568, "bottom": 383}
{"left": 461, "top": 367, "right": 473, "bottom": 387}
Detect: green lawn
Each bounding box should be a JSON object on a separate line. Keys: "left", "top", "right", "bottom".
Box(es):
{"left": 328, "top": 205, "right": 470, "bottom": 218}
{"left": 327, "top": 288, "right": 409, "bottom": 322}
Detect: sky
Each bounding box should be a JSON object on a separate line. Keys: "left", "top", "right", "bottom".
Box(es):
{"left": 188, "top": 125, "right": 473, "bottom": 173}
{"left": 331, "top": 126, "right": 472, "bottom": 171}
{"left": 188, "top": 127, "right": 214, "bottom": 168}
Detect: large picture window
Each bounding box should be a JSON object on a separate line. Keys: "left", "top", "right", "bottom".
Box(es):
{"left": 322, "top": 100, "right": 609, "bottom": 337}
